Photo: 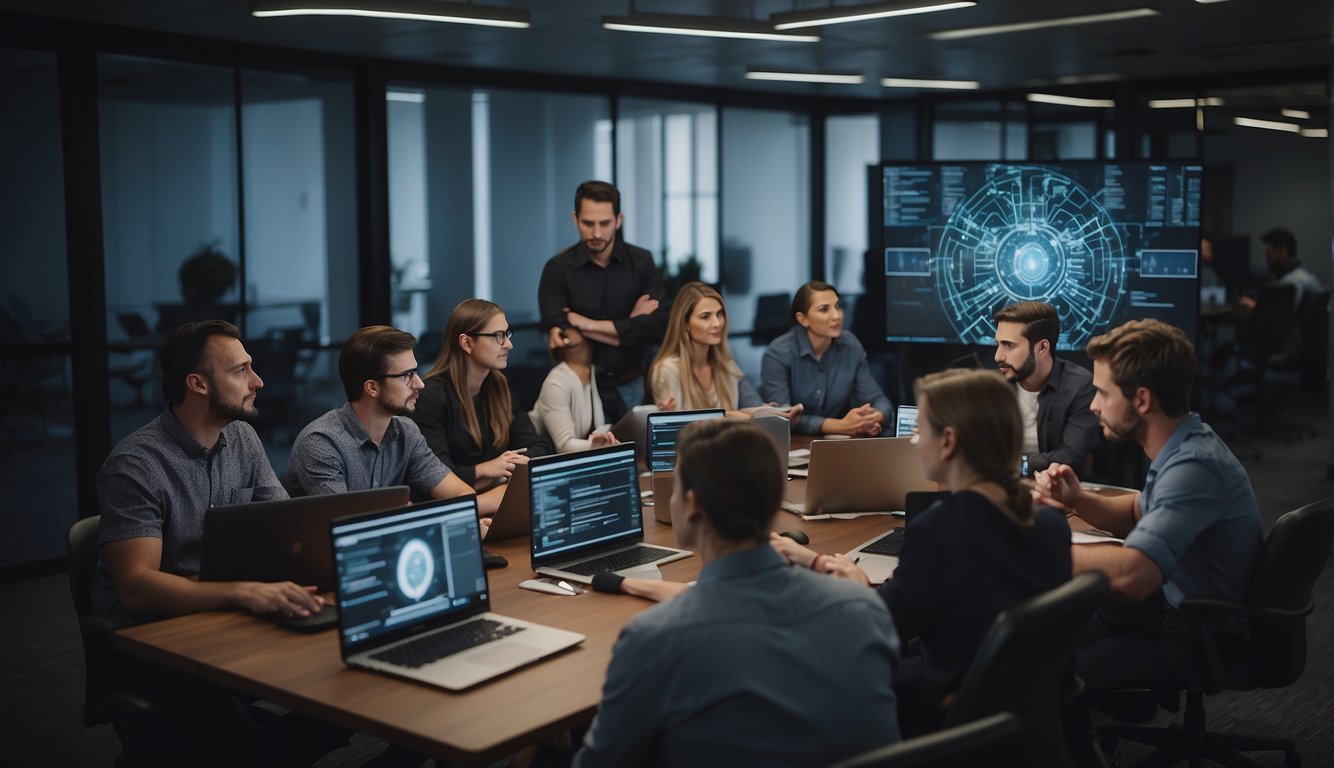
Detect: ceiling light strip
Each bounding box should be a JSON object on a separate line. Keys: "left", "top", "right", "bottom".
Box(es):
{"left": 1027, "top": 93, "right": 1115, "bottom": 109}
{"left": 1148, "top": 97, "right": 1224, "bottom": 108}
{"left": 1233, "top": 117, "right": 1301, "bottom": 133}
{"left": 1300, "top": 128, "right": 1328, "bottom": 138}
{"left": 930, "top": 8, "right": 1158, "bottom": 41}
{"left": 772, "top": 0, "right": 975, "bottom": 31}
{"left": 252, "top": 1, "right": 530, "bottom": 28}
{"left": 747, "top": 70, "right": 865, "bottom": 84}
{"left": 1281, "top": 108, "right": 1311, "bottom": 120}
{"left": 603, "top": 13, "right": 819, "bottom": 42}
{"left": 881, "top": 76, "right": 979, "bottom": 90}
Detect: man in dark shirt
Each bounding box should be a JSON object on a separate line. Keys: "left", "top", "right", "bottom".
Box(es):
{"left": 538, "top": 180, "right": 668, "bottom": 420}
{"left": 993, "top": 301, "right": 1099, "bottom": 476}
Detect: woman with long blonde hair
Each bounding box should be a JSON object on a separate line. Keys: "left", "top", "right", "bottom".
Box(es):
{"left": 649, "top": 282, "right": 801, "bottom": 420}
{"left": 413, "top": 299, "right": 551, "bottom": 491}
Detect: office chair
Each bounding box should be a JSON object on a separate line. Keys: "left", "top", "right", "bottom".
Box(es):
{"left": 1214, "top": 282, "right": 1300, "bottom": 451}
{"left": 750, "top": 292, "right": 792, "bottom": 346}
{"left": 943, "top": 570, "right": 1111, "bottom": 768}
{"left": 827, "top": 711, "right": 1023, "bottom": 768}
{"left": 1097, "top": 498, "right": 1334, "bottom": 768}
{"left": 67, "top": 515, "right": 154, "bottom": 766}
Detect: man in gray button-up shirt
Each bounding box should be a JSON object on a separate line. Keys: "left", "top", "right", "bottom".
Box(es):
{"left": 286, "top": 326, "right": 503, "bottom": 516}
{"left": 95, "top": 321, "right": 321, "bottom": 625}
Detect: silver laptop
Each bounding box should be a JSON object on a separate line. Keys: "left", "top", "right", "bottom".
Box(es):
{"left": 487, "top": 463, "right": 532, "bottom": 540}
{"left": 781, "top": 436, "right": 938, "bottom": 518}
{"left": 200, "top": 485, "right": 411, "bottom": 592}
{"left": 610, "top": 404, "right": 658, "bottom": 470}
{"left": 894, "top": 405, "right": 918, "bottom": 437}
{"left": 331, "top": 495, "right": 583, "bottom": 691}
{"left": 646, "top": 409, "right": 727, "bottom": 523}
{"left": 529, "top": 442, "right": 691, "bottom": 584}
{"left": 848, "top": 490, "right": 950, "bottom": 584}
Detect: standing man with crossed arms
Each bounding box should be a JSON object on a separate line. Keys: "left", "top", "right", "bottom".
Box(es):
{"left": 539, "top": 180, "right": 668, "bottom": 421}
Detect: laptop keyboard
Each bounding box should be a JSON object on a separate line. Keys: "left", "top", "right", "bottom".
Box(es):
{"left": 370, "top": 618, "right": 524, "bottom": 669}
{"left": 562, "top": 545, "right": 678, "bottom": 576}
{"left": 861, "top": 529, "right": 905, "bottom": 557}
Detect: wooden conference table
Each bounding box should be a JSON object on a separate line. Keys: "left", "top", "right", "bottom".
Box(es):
{"left": 113, "top": 460, "right": 898, "bottom": 765}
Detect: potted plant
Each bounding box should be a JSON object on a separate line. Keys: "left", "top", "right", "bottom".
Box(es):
{"left": 178, "top": 240, "right": 237, "bottom": 306}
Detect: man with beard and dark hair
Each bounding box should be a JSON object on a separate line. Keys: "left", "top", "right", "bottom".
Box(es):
{"left": 95, "top": 320, "right": 314, "bottom": 623}
{"left": 95, "top": 321, "right": 349, "bottom": 766}
{"left": 993, "top": 301, "right": 1098, "bottom": 476}
{"left": 286, "top": 325, "right": 498, "bottom": 514}
{"left": 1035, "top": 319, "right": 1262, "bottom": 694}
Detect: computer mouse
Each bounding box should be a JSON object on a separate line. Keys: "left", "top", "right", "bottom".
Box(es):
{"left": 482, "top": 550, "right": 509, "bottom": 569}
{"left": 778, "top": 530, "right": 810, "bottom": 546}
{"left": 519, "top": 578, "right": 580, "bottom": 596}
{"left": 274, "top": 603, "right": 338, "bottom": 632}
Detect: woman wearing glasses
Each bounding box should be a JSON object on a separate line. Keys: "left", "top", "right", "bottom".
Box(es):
{"left": 413, "top": 299, "right": 552, "bottom": 490}
{"left": 649, "top": 281, "right": 802, "bottom": 421}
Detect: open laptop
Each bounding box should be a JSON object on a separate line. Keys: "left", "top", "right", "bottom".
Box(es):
{"left": 781, "top": 437, "right": 937, "bottom": 518}
{"left": 486, "top": 463, "right": 533, "bottom": 540}
{"left": 529, "top": 442, "right": 691, "bottom": 583}
{"left": 200, "top": 486, "right": 411, "bottom": 592}
{"left": 610, "top": 404, "right": 657, "bottom": 470}
{"left": 646, "top": 409, "right": 726, "bottom": 524}
{"left": 330, "top": 495, "right": 584, "bottom": 691}
{"left": 847, "top": 490, "right": 950, "bottom": 584}
{"left": 894, "top": 405, "right": 918, "bottom": 437}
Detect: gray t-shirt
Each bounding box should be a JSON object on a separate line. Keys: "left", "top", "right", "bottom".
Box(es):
{"left": 286, "top": 402, "right": 451, "bottom": 499}
{"left": 93, "top": 408, "right": 287, "bottom": 621}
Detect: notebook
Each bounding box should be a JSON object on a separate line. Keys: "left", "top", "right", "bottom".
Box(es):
{"left": 529, "top": 442, "right": 691, "bottom": 584}
{"left": 486, "top": 463, "right": 532, "bottom": 540}
{"left": 200, "top": 486, "right": 411, "bottom": 592}
{"left": 330, "top": 495, "right": 584, "bottom": 691}
{"left": 646, "top": 409, "right": 726, "bottom": 524}
{"left": 847, "top": 491, "right": 950, "bottom": 584}
{"left": 781, "top": 437, "right": 938, "bottom": 518}
{"left": 894, "top": 405, "right": 918, "bottom": 437}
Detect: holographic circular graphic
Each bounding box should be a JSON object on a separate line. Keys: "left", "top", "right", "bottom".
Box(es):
{"left": 935, "top": 166, "right": 1126, "bottom": 348}
{"left": 396, "top": 538, "right": 434, "bottom": 601}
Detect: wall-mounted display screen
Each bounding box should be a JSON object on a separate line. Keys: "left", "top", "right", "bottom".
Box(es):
{"left": 876, "top": 162, "right": 1202, "bottom": 350}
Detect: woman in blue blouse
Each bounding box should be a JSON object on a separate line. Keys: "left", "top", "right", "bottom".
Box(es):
{"left": 760, "top": 280, "right": 892, "bottom": 435}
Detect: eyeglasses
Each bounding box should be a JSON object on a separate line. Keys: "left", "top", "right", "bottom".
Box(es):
{"left": 378, "top": 368, "right": 420, "bottom": 383}
{"left": 468, "top": 329, "right": 514, "bottom": 344}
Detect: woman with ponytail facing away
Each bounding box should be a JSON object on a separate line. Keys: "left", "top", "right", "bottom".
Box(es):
{"left": 772, "top": 368, "right": 1071, "bottom": 735}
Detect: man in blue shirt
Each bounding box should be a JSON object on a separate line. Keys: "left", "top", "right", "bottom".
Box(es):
{"left": 1036, "top": 319, "right": 1262, "bottom": 691}
{"left": 574, "top": 420, "right": 901, "bottom": 767}
{"left": 286, "top": 325, "right": 502, "bottom": 517}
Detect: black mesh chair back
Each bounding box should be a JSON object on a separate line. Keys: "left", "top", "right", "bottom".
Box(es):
{"left": 944, "top": 570, "right": 1110, "bottom": 767}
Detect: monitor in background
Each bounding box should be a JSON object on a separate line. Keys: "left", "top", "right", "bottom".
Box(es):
{"left": 894, "top": 405, "right": 918, "bottom": 438}
{"left": 874, "top": 161, "right": 1203, "bottom": 350}
{"left": 646, "top": 409, "right": 725, "bottom": 473}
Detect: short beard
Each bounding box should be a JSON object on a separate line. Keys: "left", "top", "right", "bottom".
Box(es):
{"left": 379, "top": 393, "right": 415, "bottom": 417}
{"left": 1011, "top": 351, "right": 1037, "bottom": 383}
{"left": 206, "top": 377, "right": 257, "bottom": 424}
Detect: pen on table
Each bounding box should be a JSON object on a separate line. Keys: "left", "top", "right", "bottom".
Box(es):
{"left": 853, "top": 556, "right": 861, "bottom": 564}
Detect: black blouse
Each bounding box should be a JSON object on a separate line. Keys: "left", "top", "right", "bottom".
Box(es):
{"left": 411, "top": 373, "right": 552, "bottom": 487}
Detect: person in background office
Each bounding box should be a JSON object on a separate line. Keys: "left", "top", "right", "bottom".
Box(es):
{"left": 286, "top": 325, "right": 502, "bottom": 521}
{"left": 532, "top": 325, "right": 619, "bottom": 453}
{"left": 1035, "top": 319, "right": 1261, "bottom": 695}
{"left": 650, "top": 281, "right": 802, "bottom": 421}
{"left": 760, "top": 280, "right": 891, "bottom": 436}
{"left": 573, "top": 419, "right": 901, "bottom": 767}
{"left": 538, "top": 180, "right": 668, "bottom": 421}
{"left": 1256, "top": 227, "right": 1323, "bottom": 310}
{"left": 413, "top": 299, "right": 552, "bottom": 492}
{"left": 993, "top": 301, "right": 1098, "bottom": 476}
{"left": 94, "top": 320, "right": 341, "bottom": 766}
{"left": 772, "top": 368, "right": 1071, "bottom": 736}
